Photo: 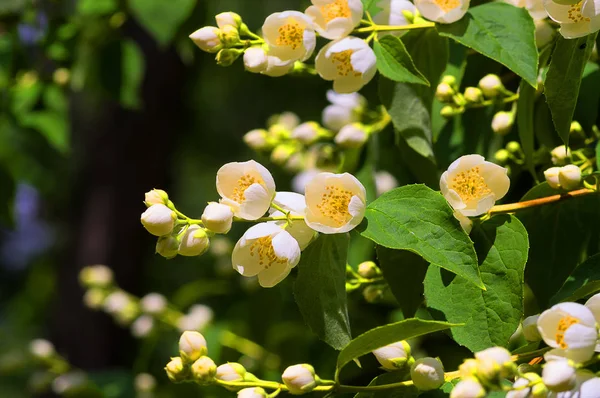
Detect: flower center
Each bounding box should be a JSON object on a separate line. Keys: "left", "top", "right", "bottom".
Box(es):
{"left": 276, "top": 19, "right": 305, "bottom": 50}
{"left": 331, "top": 49, "right": 361, "bottom": 77}
{"left": 320, "top": 0, "right": 351, "bottom": 24}
{"left": 433, "top": 0, "right": 460, "bottom": 11}
{"left": 249, "top": 236, "right": 286, "bottom": 269}
{"left": 450, "top": 166, "right": 492, "bottom": 203}
{"left": 316, "top": 185, "right": 353, "bottom": 226}
{"left": 556, "top": 316, "right": 580, "bottom": 349}
{"left": 231, "top": 174, "right": 263, "bottom": 203}
{"left": 567, "top": 2, "right": 590, "bottom": 23}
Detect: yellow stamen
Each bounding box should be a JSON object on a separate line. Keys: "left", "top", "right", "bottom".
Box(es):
{"left": 317, "top": 184, "right": 353, "bottom": 226}
{"left": 249, "top": 236, "right": 286, "bottom": 269}
{"left": 433, "top": 0, "right": 460, "bottom": 12}
{"left": 331, "top": 49, "right": 361, "bottom": 77}
{"left": 556, "top": 316, "right": 580, "bottom": 349}
{"left": 231, "top": 174, "right": 264, "bottom": 203}
{"left": 276, "top": 19, "right": 305, "bottom": 50}
{"left": 320, "top": 0, "right": 351, "bottom": 24}
{"left": 567, "top": 2, "right": 590, "bottom": 23}
{"left": 450, "top": 166, "right": 492, "bottom": 203}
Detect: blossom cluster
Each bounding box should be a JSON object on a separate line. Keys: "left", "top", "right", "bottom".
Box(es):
{"left": 140, "top": 160, "right": 367, "bottom": 288}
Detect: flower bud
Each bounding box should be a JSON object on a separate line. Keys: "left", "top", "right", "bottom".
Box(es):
{"left": 215, "top": 12, "right": 242, "bottom": 29}
{"left": 450, "top": 378, "right": 486, "bottom": 398}
{"left": 375, "top": 171, "right": 398, "bottom": 196}
{"left": 558, "top": 164, "right": 581, "bottom": 190}
{"left": 458, "top": 359, "right": 479, "bottom": 379}
{"left": 544, "top": 167, "right": 561, "bottom": 189}
{"left": 83, "top": 288, "right": 106, "bottom": 309}
{"left": 442, "top": 75, "right": 457, "bottom": 87}
{"left": 140, "top": 293, "right": 167, "bottom": 315}
{"left": 372, "top": 341, "right": 412, "bottom": 371}
{"left": 436, "top": 82, "right": 455, "bottom": 102}
{"left": 243, "top": 129, "right": 271, "bottom": 151}
{"left": 52, "top": 372, "right": 87, "bottom": 395}
{"left": 165, "top": 357, "right": 188, "bottom": 383}
{"left": 506, "top": 141, "right": 521, "bottom": 153}
{"left": 551, "top": 145, "right": 571, "bottom": 165}
{"left": 494, "top": 149, "right": 510, "bottom": 165}
{"left": 141, "top": 204, "right": 176, "bottom": 236}
{"left": 522, "top": 315, "right": 541, "bottom": 342}
{"left": 491, "top": 111, "right": 514, "bottom": 135}
{"left": 103, "top": 291, "right": 132, "bottom": 314}
{"left": 271, "top": 144, "right": 297, "bottom": 165}
{"left": 190, "top": 356, "right": 217, "bottom": 384}
{"left": 363, "top": 285, "right": 384, "bottom": 303}
{"left": 474, "top": 346, "right": 514, "bottom": 381}
{"left": 292, "top": 122, "right": 321, "bottom": 144}
{"left": 238, "top": 387, "right": 268, "bottom": 398}
{"left": 531, "top": 382, "right": 549, "bottom": 398}
{"left": 145, "top": 189, "right": 168, "bottom": 206}
{"left": 411, "top": 357, "right": 444, "bottom": 391}
{"left": 535, "top": 19, "right": 555, "bottom": 48}
{"left": 570, "top": 121, "right": 583, "bottom": 135}
{"left": 542, "top": 360, "right": 576, "bottom": 392}
{"left": 478, "top": 74, "right": 504, "bottom": 98}
{"left": 277, "top": 112, "right": 301, "bottom": 131}
{"left": 282, "top": 364, "right": 319, "bottom": 395}
{"left": 441, "top": 105, "right": 457, "bottom": 118}
{"left": 131, "top": 315, "right": 154, "bottom": 338}
{"left": 178, "top": 225, "right": 210, "bottom": 257}
{"left": 190, "top": 26, "right": 222, "bottom": 53}
{"left": 464, "top": 87, "right": 483, "bottom": 103}
{"left": 79, "top": 265, "right": 113, "bottom": 288}
{"left": 30, "top": 339, "right": 55, "bottom": 360}
{"left": 216, "top": 48, "right": 243, "bottom": 67}
{"left": 358, "top": 261, "right": 380, "bottom": 278}
{"left": 334, "top": 123, "right": 368, "bottom": 148}
{"left": 53, "top": 68, "right": 70, "bottom": 86}
{"left": 179, "top": 331, "right": 208, "bottom": 363}
{"left": 156, "top": 235, "right": 179, "bottom": 259}
{"left": 202, "top": 202, "right": 234, "bottom": 234}
{"left": 244, "top": 47, "right": 268, "bottom": 73}
{"left": 507, "top": 373, "right": 544, "bottom": 398}
{"left": 220, "top": 25, "right": 240, "bottom": 46}
{"left": 134, "top": 373, "right": 156, "bottom": 393}
{"left": 216, "top": 362, "right": 247, "bottom": 382}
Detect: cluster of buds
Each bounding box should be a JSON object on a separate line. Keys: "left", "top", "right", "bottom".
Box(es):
{"left": 544, "top": 164, "right": 582, "bottom": 191}
{"left": 493, "top": 141, "right": 523, "bottom": 166}
{"left": 141, "top": 160, "right": 367, "bottom": 288}
{"left": 452, "top": 347, "right": 517, "bottom": 397}
{"left": 345, "top": 262, "right": 387, "bottom": 302}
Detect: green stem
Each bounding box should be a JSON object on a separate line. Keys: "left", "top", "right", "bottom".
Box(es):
{"left": 234, "top": 215, "right": 305, "bottom": 223}
{"left": 355, "top": 22, "right": 435, "bottom": 34}
{"left": 466, "top": 93, "right": 520, "bottom": 109}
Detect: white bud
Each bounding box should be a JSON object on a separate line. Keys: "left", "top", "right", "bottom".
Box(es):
{"left": 436, "top": 82, "right": 454, "bottom": 102}
{"left": 278, "top": 112, "right": 301, "bottom": 131}
{"left": 140, "top": 293, "right": 167, "bottom": 315}
{"left": 244, "top": 47, "right": 268, "bottom": 73}
{"left": 558, "top": 165, "right": 581, "bottom": 190}
{"left": 334, "top": 123, "right": 368, "bottom": 148}
{"left": 131, "top": 315, "right": 154, "bottom": 338}
{"left": 103, "top": 291, "right": 131, "bottom": 314}
{"left": 551, "top": 145, "right": 571, "bottom": 165}
{"left": 134, "top": 373, "right": 156, "bottom": 393}
{"left": 271, "top": 144, "right": 297, "bottom": 165}
{"left": 464, "top": 87, "right": 483, "bottom": 103}
{"left": 83, "top": 288, "right": 106, "bottom": 309}
{"left": 450, "top": 378, "right": 486, "bottom": 398}
{"left": 177, "top": 304, "right": 214, "bottom": 332}
{"left": 282, "top": 364, "right": 318, "bottom": 395}
{"left": 372, "top": 341, "right": 412, "bottom": 370}
{"left": 79, "top": 264, "right": 113, "bottom": 288}
{"left": 358, "top": 261, "right": 380, "bottom": 278}
{"left": 544, "top": 167, "right": 562, "bottom": 189}
{"left": 156, "top": 235, "right": 179, "bottom": 259}
{"left": 411, "top": 357, "right": 444, "bottom": 391}
{"left": 215, "top": 12, "right": 242, "bottom": 29}
{"left": 522, "top": 315, "right": 541, "bottom": 342}
{"left": 29, "top": 339, "right": 55, "bottom": 360}
{"left": 458, "top": 359, "right": 479, "bottom": 379}
{"left": 542, "top": 360, "right": 576, "bottom": 392}
{"left": 201, "top": 202, "right": 234, "bottom": 234}
{"left": 189, "top": 26, "right": 222, "bottom": 53}
{"left": 478, "top": 74, "right": 504, "bottom": 98}
{"left": 178, "top": 225, "right": 210, "bottom": 256}
{"left": 243, "top": 129, "right": 269, "bottom": 150}
{"left": 474, "top": 346, "right": 514, "bottom": 379}
{"left": 191, "top": 356, "right": 217, "bottom": 384}
{"left": 375, "top": 171, "right": 398, "bottom": 196}
{"left": 322, "top": 104, "right": 358, "bottom": 131}
{"left": 220, "top": 25, "right": 240, "bottom": 46}
{"left": 507, "top": 373, "right": 544, "bottom": 398}
{"left": 179, "top": 331, "right": 208, "bottom": 363}
{"left": 52, "top": 371, "right": 87, "bottom": 395}
{"left": 292, "top": 122, "right": 321, "bottom": 144}
{"left": 165, "top": 357, "right": 187, "bottom": 383}
{"left": 238, "top": 387, "right": 268, "bottom": 398}
{"left": 144, "top": 189, "right": 168, "bottom": 206}
{"left": 141, "top": 204, "right": 176, "bottom": 236}
{"left": 491, "top": 111, "right": 514, "bottom": 135}
{"left": 216, "top": 362, "right": 247, "bottom": 382}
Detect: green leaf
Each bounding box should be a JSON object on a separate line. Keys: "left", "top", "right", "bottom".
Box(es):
{"left": 437, "top": 3, "right": 538, "bottom": 87}
{"left": 544, "top": 33, "right": 598, "bottom": 145}
{"left": 294, "top": 234, "right": 351, "bottom": 350}
{"left": 361, "top": 0, "right": 383, "bottom": 15}
{"left": 120, "top": 40, "right": 145, "bottom": 109}
{"left": 128, "top": 0, "right": 196, "bottom": 46}
{"left": 337, "top": 318, "right": 458, "bottom": 372}
{"left": 77, "top": 0, "right": 118, "bottom": 15}
{"left": 374, "top": 36, "right": 429, "bottom": 85}
{"left": 424, "top": 215, "right": 528, "bottom": 352}
{"left": 518, "top": 182, "right": 600, "bottom": 307}
{"left": 517, "top": 79, "right": 536, "bottom": 178}
{"left": 361, "top": 185, "right": 483, "bottom": 289}
{"left": 377, "top": 248, "right": 428, "bottom": 318}
{"left": 551, "top": 253, "right": 600, "bottom": 304}
{"left": 21, "top": 111, "right": 69, "bottom": 154}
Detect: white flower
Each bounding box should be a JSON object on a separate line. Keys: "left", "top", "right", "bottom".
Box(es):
{"left": 453, "top": 210, "right": 473, "bottom": 234}
{"left": 505, "top": 0, "right": 548, "bottom": 19}
{"left": 536, "top": 19, "right": 557, "bottom": 48}
{"left": 305, "top": 0, "right": 363, "bottom": 40}
{"left": 131, "top": 315, "right": 154, "bottom": 338}
{"left": 262, "top": 55, "right": 295, "bottom": 77}
{"left": 292, "top": 122, "right": 321, "bottom": 144}
{"left": 522, "top": 315, "right": 542, "bottom": 341}
{"left": 30, "top": 339, "right": 55, "bottom": 359}
{"left": 202, "top": 202, "right": 234, "bottom": 234}
{"left": 410, "top": 357, "right": 445, "bottom": 391}
{"left": 545, "top": 167, "right": 562, "bottom": 189}
{"left": 304, "top": 172, "right": 367, "bottom": 233}
{"left": 178, "top": 225, "right": 210, "bottom": 257}
{"left": 335, "top": 123, "right": 368, "bottom": 148}
{"left": 322, "top": 90, "right": 365, "bottom": 131}
{"left": 450, "top": 378, "right": 486, "bottom": 398}
{"left": 544, "top": 0, "right": 600, "bottom": 39}
{"left": 189, "top": 26, "right": 222, "bottom": 53}
{"left": 282, "top": 364, "right": 318, "bottom": 395}
{"left": 232, "top": 223, "right": 301, "bottom": 287}
{"left": 491, "top": 111, "right": 515, "bottom": 135}
{"left": 177, "top": 304, "right": 213, "bottom": 332}
{"left": 558, "top": 165, "right": 581, "bottom": 190}
{"left": 140, "top": 293, "right": 167, "bottom": 315}
{"left": 270, "top": 192, "right": 316, "bottom": 250}
{"left": 141, "top": 204, "right": 176, "bottom": 236}
{"left": 238, "top": 387, "right": 268, "bottom": 398}
{"left": 216, "top": 363, "right": 247, "bottom": 382}
{"left": 292, "top": 169, "right": 321, "bottom": 194}
{"left": 244, "top": 47, "right": 269, "bottom": 73}
{"left": 537, "top": 302, "right": 598, "bottom": 363}
{"left": 415, "top": 0, "right": 470, "bottom": 24}
{"left": 478, "top": 74, "right": 504, "bottom": 98}
{"left": 549, "top": 372, "right": 600, "bottom": 398}
{"left": 179, "top": 331, "right": 208, "bottom": 363}
{"left": 217, "top": 160, "right": 276, "bottom": 220}
{"left": 315, "top": 37, "right": 377, "bottom": 94}
{"left": 551, "top": 145, "right": 571, "bottom": 165}
{"left": 216, "top": 12, "right": 242, "bottom": 29}
{"left": 372, "top": 341, "right": 412, "bottom": 370}
{"left": 440, "top": 155, "right": 510, "bottom": 217}
{"left": 373, "top": 0, "right": 417, "bottom": 36}
{"left": 375, "top": 171, "right": 398, "bottom": 196}
{"left": 262, "top": 11, "right": 316, "bottom": 62}
{"left": 543, "top": 359, "right": 577, "bottom": 392}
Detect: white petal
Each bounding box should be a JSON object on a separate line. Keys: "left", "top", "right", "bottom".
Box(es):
{"left": 585, "top": 293, "right": 600, "bottom": 323}
{"left": 559, "top": 21, "right": 592, "bottom": 38}
{"left": 271, "top": 192, "right": 307, "bottom": 216}
{"left": 563, "top": 323, "right": 598, "bottom": 350}
{"left": 315, "top": 42, "right": 338, "bottom": 81}
{"left": 545, "top": 0, "right": 574, "bottom": 23}
{"left": 555, "top": 302, "right": 597, "bottom": 326}
{"left": 272, "top": 230, "right": 301, "bottom": 266}
{"left": 449, "top": 154, "right": 485, "bottom": 173}
{"left": 480, "top": 162, "right": 510, "bottom": 200}
{"left": 242, "top": 222, "right": 282, "bottom": 241}
{"left": 582, "top": 0, "right": 600, "bottom": 17}
{"left": 333, "top": 76, "right": 367, "bottom": 93}
{"left": 238, "top": 184, "right": 271, "bottom": 220}
{"left": 322, "top": 18, "right": 354, "bottom": 40}
{"left": 232, "top": 239, "right": 262, "bottom": 277}
{"left": 258, "top": 262, "right": 293, "bottom": 287}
